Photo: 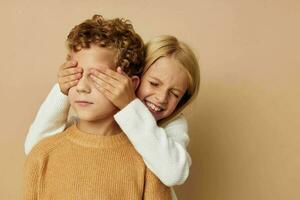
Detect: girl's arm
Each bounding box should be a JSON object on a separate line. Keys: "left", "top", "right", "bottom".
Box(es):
{"left": 25, "top": 60, "right": 80, "bottom": 155}
{"left": 89, "top": 67, "right": 191, "bottom": 186}
{"left": 24, "top": 83, "right": 70, "bottom": 155}
{"left": 114, "top": 99, "right": 191, "bottom": 187}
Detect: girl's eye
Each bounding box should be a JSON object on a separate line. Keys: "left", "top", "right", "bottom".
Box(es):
{"left": 149, "top": 81, "right": 159, "bottom": 87}
{"left": 171, "top": 92, "right": 179, "bottom": 98}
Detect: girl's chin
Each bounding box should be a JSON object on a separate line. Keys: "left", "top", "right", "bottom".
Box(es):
{"left": 150, "top": 111, "right": 163, "bottom": 121}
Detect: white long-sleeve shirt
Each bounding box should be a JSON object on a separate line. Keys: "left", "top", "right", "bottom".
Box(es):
{"left": 24, "top": 84, "right": 192, "bottom": 199}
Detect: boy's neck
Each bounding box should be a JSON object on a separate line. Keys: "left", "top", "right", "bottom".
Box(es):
{"left": 77, "top": 117, "right": 121, "bottom": 136}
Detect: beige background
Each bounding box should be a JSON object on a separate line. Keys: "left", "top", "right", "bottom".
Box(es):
{"left": 1, "top": 0, "right": 300, "bottom": 199}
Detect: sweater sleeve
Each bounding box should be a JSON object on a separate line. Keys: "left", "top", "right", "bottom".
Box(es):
{"left": 24, "top": 83, "right": 70, "bottom": 155}
{"left": 143, "top": 168, "right": 172, "bottom": 200}
{"left": 114, "top": 99, "right": 192, "bottom": 187}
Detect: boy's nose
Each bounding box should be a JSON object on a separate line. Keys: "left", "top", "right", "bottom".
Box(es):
{"left": 76, "top": 75, "right": 91, "bottom": 94}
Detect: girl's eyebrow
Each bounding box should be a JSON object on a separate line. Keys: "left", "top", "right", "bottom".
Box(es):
{"left": 149, "top": 76, "right": 162, "bottom": 83}
{"left": 172, "top": 87, "right": 184, "bottom": 94}
{"left": 149, "top": 76, "right": 184, "bottom": 93}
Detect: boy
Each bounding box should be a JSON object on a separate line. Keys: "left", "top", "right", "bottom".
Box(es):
{"left": 23, "top": 15, "right": 171, "bottom": 200}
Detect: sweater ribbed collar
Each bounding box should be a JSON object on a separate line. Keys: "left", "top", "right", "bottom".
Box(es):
{"left": 65, "top": 123, "right": 130, "bottom": 148}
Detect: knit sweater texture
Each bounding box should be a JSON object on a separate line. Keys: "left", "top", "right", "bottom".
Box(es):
{"left": 23, "top": 124, "right": 171, "bottom": 200}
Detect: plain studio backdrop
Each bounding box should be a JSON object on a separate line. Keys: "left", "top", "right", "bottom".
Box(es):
{"left": 0, "top": 0, "right": 299, "bottom": 199}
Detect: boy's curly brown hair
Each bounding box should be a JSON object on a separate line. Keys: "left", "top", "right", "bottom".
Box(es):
{"left": 66, "top": 15, "right": 145, "bottom": 76}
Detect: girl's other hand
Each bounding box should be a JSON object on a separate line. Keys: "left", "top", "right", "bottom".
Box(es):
{"left": 57, "top": 60, "right": 82, "bottom": 95}
{"left": 89, "top": 67, "right": 140, "bottom": 109}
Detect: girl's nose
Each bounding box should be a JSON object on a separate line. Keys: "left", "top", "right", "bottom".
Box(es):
{"left": 155, "top": 90, "right": 168, "bottom": 104}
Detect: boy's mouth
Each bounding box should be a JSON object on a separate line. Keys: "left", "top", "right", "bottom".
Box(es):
{"left": 75, "top": 100, "right": 93, "bottom": 106}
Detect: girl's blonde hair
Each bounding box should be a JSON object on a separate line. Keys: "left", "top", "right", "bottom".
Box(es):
{"left": 143, "top": 35, "right": 200, "bottom": 125}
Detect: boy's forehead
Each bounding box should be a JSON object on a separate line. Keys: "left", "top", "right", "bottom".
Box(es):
{"left": 70, "top": 46, "right": 117, "bottom": 71}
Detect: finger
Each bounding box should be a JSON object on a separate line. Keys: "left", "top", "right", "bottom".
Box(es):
{"left": 92, "top": 80, "right": 116, "bottom": 101}
{"left": 90, "top": 74, "right": 118, "bottom": 94}
{"left": 61, "top": 73, "right": 82, "bottom": 83}
{"left": 95, "top": 68, "right": 133, "bottom": 93}
{"left": 90, "top": 71, "right": 120, "bottom": 87}
{"left": 62, "top": 79, "right": 79, "bottom": 90}
{"left": 113, "top": 67, "right": 132, "bottom": 87}
{"left": 95, "top": 68, "right": 131, "bottom": 89}
{"left": 116, "top": 67, "right": 127, "bottom": 76}
{"left": 116, "top": 67, "right": 132, "bottom": 87}
{"left": 116, "top": 67, "right": 122, "bottom": 74}
{"left": 116, "top": 67, "right": 131, "bottom": 79}
{"left": 58, "top": 60, "right": 79, "bottom": 76}
{"left": 59, "top": 67, "right": 83, "bottom": 77}
{"left": 101, "top": 89, "right": 116, "bottom": 103}
{"left": 61, "top": 60, "right": 78, "bottom": 70}
{"left": 96, "top": 67, "right": 127, "bottom": 82}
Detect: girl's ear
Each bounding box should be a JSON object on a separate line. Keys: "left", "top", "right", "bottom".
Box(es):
{"left": 131, "top": 76, "right": 140, "bottom": 91}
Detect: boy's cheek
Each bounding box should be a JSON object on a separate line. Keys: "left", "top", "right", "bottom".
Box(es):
{"left": 68, "top": 89, "right": 76, "bottom": 102}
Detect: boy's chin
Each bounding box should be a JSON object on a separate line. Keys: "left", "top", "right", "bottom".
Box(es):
{"left": 76, "top": 112, "right": 115, "bottom": 122}
{"left": 77, "top": 115, "right": 103, "bottom": 122}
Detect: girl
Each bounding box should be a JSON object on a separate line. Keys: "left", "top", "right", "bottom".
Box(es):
{"left": 25, "top": 35, "right": 200, "bottom": 199}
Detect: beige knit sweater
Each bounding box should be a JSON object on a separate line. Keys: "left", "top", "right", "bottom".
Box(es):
{"left": 23, "top": 124, "right": 171, "bottom": 200}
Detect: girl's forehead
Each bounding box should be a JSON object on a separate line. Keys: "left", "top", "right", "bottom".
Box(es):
{"left": 145, "top": 57, "right": 185, "bottom": 78}
{"left": 144, "top": 57, "right": 189, "bottom": 90}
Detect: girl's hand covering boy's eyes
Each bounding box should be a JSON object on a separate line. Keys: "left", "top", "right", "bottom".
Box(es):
{"left": 89, "top": 67, "right": 139, "bottom": 109}
{"left": 57, "top": 60, "right": 82, "bottom": 95}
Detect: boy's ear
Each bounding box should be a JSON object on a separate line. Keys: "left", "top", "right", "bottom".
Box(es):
{"left": 66, "top": 54, "right": 71, "bottom": 61}
{"left": 131, "top": 76, "right": 140, "bottom": 91}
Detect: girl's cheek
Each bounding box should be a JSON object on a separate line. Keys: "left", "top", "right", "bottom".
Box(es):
{"left": 141, "top": 85, "right": 151, "bottom": 96}
{"left": 172, "top": 98, "right": 180, "bottom": 109}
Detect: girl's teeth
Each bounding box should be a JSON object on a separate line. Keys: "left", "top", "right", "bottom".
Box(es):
{"left": 146, "top": 101, "right": 162, "bottom": 112}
